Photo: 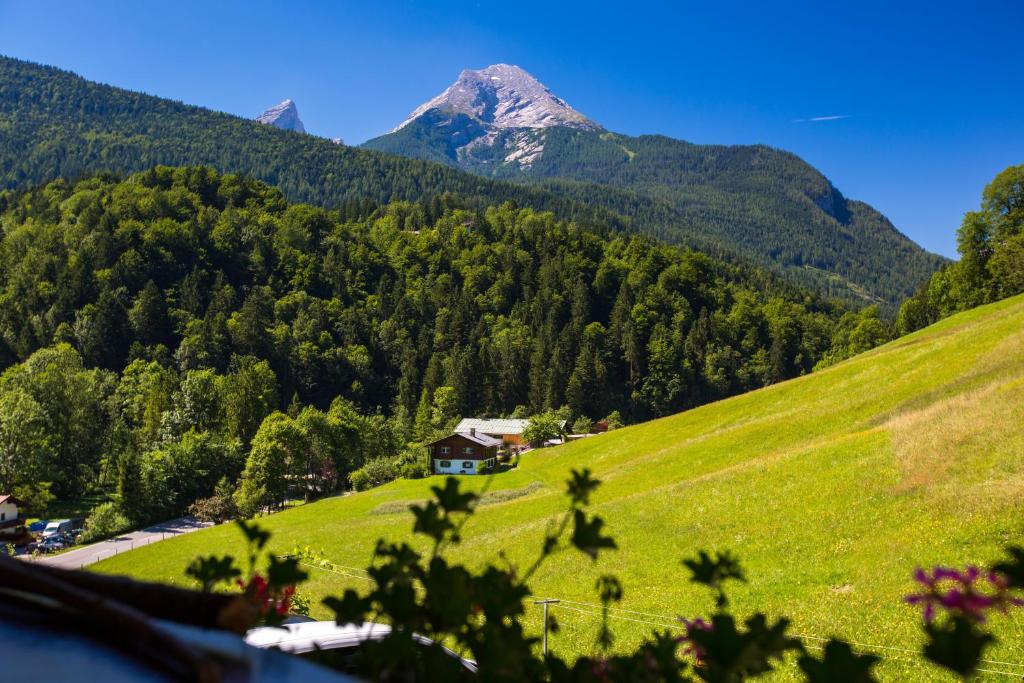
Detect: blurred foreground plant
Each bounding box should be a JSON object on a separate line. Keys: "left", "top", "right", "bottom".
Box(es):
{"left": 183, "top": 474, "right": 1024, "bottom": 681}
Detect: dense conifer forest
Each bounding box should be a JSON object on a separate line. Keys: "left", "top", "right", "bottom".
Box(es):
{"left": 0, "top": 166, "right": 888, "bottom": 525}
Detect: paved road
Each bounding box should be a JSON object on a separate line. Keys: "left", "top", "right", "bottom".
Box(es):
{"left": 31, "top": 517, "right": 212, "bottom": 570}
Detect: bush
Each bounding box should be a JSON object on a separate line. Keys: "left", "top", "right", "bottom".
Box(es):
{"left": 349, "top": 457, "right": 400, "bottom": 491}
{"left": 396, "top": 445, "right": 430, "bottom": 480}
{"left": 187, "top": 477, "right": 238, "bottom": 523}
{"left": 80, "top": 502, "right": 131, "bottom": 543}
{"left": 571, "top": 415, "right": 593, "bottom": 434}
{"left": 399, "top": 460, "right": 429, "bottom": 479}
{"left": 522, "top": 410, "right": 565, "bottom": 445}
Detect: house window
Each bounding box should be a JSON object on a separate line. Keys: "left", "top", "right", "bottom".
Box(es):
{"left": 462, "top": 461, "right": 473, "bottom": 469}
{"left": 462, "top": 447, "right": 474, "bottom": 455}
{"left": 439, "top": 460, "right": 451, "bottom": 468}
{"left": 440, "top": 446, "right": 450, "bottom": 455}
{"left": 0, "top": 512, "right": 4, "bottom": 521}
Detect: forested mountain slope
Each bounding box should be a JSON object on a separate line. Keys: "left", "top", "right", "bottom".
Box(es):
{"left": 0, "top": 166, "right": 883, "bottom": 506}
{"left": 366, "top": 120, "right": 946, "bottom": 306}
{"left": 0, "top": 55, "right": 942, "bottom": 307}
{"left": 96, "top": 292, "right": 1024, "bottom": 678}
{"left": 0, "top": 55, "right": 626, "bottom": 234}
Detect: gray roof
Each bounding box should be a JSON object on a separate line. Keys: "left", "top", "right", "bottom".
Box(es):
{"left": 455, "top": 418, "right": 530, "bottom": 435}
{"left": 455, "top": 431, "right": 503, "bottom": 447}
{"left": 425, "top": 431, "right": 502, "bottom": 449}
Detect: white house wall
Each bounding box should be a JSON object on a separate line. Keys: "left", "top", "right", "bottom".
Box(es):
{"left": 0, "top": 502, "right": 18, "bottom": 523}
{"left": 433, "top": 458, "right": 495, "bottom": 475}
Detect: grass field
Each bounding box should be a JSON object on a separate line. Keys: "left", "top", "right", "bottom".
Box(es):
{"left": 95, "top": 294, "right": 1024, "bottom": 680}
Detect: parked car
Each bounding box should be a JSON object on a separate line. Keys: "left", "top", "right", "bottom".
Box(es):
{"left": 43, "top": 519, "right": 74, "bottom": 538}
{"left": 29, "top": 520, "right": 49, "bottom": 533}
{"left": 245, "top": 621, "right": 477, "bottom": 676}
{"left": 38, "top": 536, "right": 66, "bottom": 553}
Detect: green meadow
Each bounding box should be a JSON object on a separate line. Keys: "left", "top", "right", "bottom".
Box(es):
{"left": 96, "top": 294, "right": 1024, "bottom": 680}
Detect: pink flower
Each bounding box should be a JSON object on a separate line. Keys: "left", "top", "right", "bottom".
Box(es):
{"left": 676, "top": 617, "right": 713, "bottom": 661}
{"left": 906, "top": 565, "right": 1024, "bottom": 624}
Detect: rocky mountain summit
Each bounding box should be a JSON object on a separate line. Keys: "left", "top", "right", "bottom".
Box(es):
{"left": 256, "top": 98, "right": 305, "bottom": 133}
{"left": 379, "top": 64, "right": 598, "bottom": 170}
{"left": 393, "top": 63, "right": 600, "bottom": 133}
{"left": 360, "top": 63, "right": 945, "bottom": 306}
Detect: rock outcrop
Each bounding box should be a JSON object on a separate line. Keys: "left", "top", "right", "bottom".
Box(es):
{"left": 257, "top": 99, "right": 305, "bottom": 133}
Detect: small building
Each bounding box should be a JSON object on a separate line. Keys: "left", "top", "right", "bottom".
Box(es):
{"left": 0, "top": 494, "right": 23, "bottom": 537}
{"left": 426, "top": 430, "right": 500, "bottom": 475}
{"left": 455, "top": 418, "right": 531, "bottom": 446}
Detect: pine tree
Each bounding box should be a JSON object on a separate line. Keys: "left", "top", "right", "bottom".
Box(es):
{"left": 413, "top": 387, "right": 432, "bottom": 441}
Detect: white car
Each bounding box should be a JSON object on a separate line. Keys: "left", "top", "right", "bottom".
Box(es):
{"left": 42, "top": 519, "right": 74, "bottom": 538}
{"left": 246, "top": 620, "right": 477, "bottom": 675}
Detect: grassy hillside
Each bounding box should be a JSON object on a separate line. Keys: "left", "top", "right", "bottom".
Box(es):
{"left": 95, "top": 294, "right": 1024, "bottom": 679}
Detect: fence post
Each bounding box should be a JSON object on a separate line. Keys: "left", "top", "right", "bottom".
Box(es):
{"left": 533, "top": 599, "right": 560, "bottom": 655}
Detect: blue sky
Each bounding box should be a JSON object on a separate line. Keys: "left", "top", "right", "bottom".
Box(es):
{"left": 1, "top": 1, "right": 1021, "bottom": 258}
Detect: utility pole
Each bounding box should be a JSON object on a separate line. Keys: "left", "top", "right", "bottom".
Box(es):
{"left": 533, "top": 599, "right": 560, "bottom": 655}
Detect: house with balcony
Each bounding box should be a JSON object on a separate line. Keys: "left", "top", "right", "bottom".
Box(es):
{"left": 425, "top": 429, "right": 500, "bottom": 475}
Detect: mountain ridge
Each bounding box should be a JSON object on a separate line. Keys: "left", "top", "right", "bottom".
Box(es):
{"left": 365, "top": 68, "right": 946, "bottom": 305}
{"left": 0, "top": 54, "right": 943, "bottom": 306}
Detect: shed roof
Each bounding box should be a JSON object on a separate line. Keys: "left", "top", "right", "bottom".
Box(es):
{"left": 0, "top": 494, "right": 22, "bottom": 506}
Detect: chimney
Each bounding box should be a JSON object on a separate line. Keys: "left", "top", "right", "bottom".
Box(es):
{"left": 470, "top": 428, "right": 476, "bottom": 437}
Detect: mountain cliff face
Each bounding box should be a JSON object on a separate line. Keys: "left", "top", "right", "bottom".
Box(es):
{"left": 257, "top": 98, "right": 305, "bottom": 133}
{"left": 382, "top": 64, "right": 598, "bottom": 170}
{"left": 362, "top": 65, "right": 945, "bottom": 306}
{"left": 394, "top": 63, "right": 600, "bottom": 133}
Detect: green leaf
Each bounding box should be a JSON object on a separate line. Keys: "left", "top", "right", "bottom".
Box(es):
{"left": 992, "top": 545, "right": 1024, "bottom": 589}
{"left": 184, "top": 555, "right": 241, "bottom": 592}
{"left": 430, "top": 476, "right": 477, "bottom": 514}
{"left": 323, "top": 589, "right": 371, "bottom": 625}
{"left": 570, "top": 510, "right": 617, "bottom": 560}
{"left": 411, "top": 500, "right": 453, "bottom": 542}
{"left": 798, "top": 639, "right": 880, "bottom": 682}
{"left": 922, "top": 616, "right": 995, "bottom": 678}
{"left": 267, "top": 554, "right": 309, "bottom": 588}
{"left": 683, "top": 550, "right": 746, "bottom": 608}
{"left": 566, "top": 468, "right": 601, "bottom": 506}
{"left": 235, "top": 519, "right": 271, "bottom": 551}
{"left": 596, "top": 574, "right": 623, "bottom": 604}
{"left": 690, "top": 613, "right": 801, "bottom": 680}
